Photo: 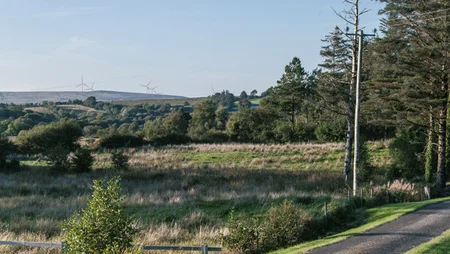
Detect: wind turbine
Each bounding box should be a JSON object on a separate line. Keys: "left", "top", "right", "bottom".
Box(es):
{"left": 86, "top": 81, "right": 95, "bottom": 91}
{"left": 76, "top": 76, "right": 89, "bottom": 92}
{"left": 149, "top": 85, "right": 159, "bottom": 94}
{"left": 140, "top": 81, "right": 153, "bottom": 94}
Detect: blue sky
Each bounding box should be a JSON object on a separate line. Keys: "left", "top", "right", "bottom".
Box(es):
{"left": 0, "top": 0, "right": 384, "bottom": 97}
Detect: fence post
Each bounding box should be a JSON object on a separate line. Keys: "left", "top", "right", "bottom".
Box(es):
{"left": 61, "top": 241, "right": 66, "bottom": 254}
{"left": 347, "top": 189, "right": 350, "bottom": 201}
{"left": 370, "top": 187, "right": 373, "bottom": 199}
{"left": 202, "top": 244, "right": 208, "bottom": 254}
{"left": 324, "top": 201, "right": 328, "bottom": 228}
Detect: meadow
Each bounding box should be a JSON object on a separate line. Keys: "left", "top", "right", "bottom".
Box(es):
{"left": 0, "top": 142, "right": 390, "bottom": 253}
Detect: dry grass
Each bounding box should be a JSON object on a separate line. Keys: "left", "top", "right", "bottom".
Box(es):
{"left": 23, "top": 107, "right": 54, "bottom": 115}
{"left": 0, "top": 142, "right": 391, "bottom": 253}
{"left": 56, "top": 104, "right": 101, "bottom": 113}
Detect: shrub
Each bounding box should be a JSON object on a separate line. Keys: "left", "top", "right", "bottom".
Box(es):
{"left": 71, "top": 148, "right": 94, "bottom": 173}
{"left": 358, "top": 139, "right": 375, "bottom": 185}
{"left": 224, "top": 201, "right": 313, "bottom": 253}
{"left": 99, "top": 134, "right": 145, "bottom": 149}
{"left": 387, "top": 127, "right": 425, "bottom": 181}
{"left": 314, "top": 120, "right": 346, "bottom": 142}
{"left": 47, "top": 143, "right": 71, "bottom": 171}
{"left": 259, "top": 201, "right": 311, "bottom": 252}
{"left": 111, "top": 150, "right": 129, "bottom": 170}
{"left": 0, "top": 138, "right": 10, "bottom": 168}
{"left": 62, "top": 177, "right": 137, "bottom": 253}
{"left": 16, "top": 118, "right": 82, "bottom": 153}
{"left": 222, "top": 211, "right": 260, "bottom": 253}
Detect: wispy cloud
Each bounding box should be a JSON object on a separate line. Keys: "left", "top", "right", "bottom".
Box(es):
{"left": 33, "top": 7, "right": 107, "bottom": 18}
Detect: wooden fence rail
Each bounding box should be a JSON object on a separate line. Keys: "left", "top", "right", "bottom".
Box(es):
{"left": 0, "top": 240, "right": 221, "bottom": 253}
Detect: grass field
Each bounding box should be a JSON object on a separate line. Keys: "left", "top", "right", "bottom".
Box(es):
{"left": 0, "top": 142, "right": 390, "bottom": 253}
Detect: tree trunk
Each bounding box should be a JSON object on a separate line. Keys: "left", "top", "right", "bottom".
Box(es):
{"left": 437, "top": 82, "right": 448, "bottom": 189}
{"left": 344, "top": 112, "right": 354, "bottom": 180}
{"left": 425, "top": 107, "right": 434, "bottom": 183}
{"left": 343, "top": 0, "right": 358, "bottom": 181}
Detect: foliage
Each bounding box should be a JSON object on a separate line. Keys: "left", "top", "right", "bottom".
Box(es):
{"left": 62, "top": 177, "right": 137, "bottom": 253}
{"left": 259, "top": 201, "right": 311, "bottom": 252}
{"left": 222, "top": 211, "right": 260, "bottom": 253}
{"left": 99, "top": 134, "right": 145, "bottom": 149}
{"left": 71, "top": 148, "right": 94, "bottom": 173}
{"left": 47, "top": 143, "right": 71, "bottom": 170}
{"left": 358, "top": 139, "right": 375, "bottom": 185}
{"left": 144, "top": 108, "right": 189, "bottom": 145}
{"left": 266, "top": 57, "right": 317, "bottom": 127}
{"left": 388, "top": 127, "right": 425, "bottom": 181}
{"left": 188, "top": 99, "right": 217, "bottom": 142}
{"left": 314, "top": 119, "right": 347, "bottom": 142}
{"left": 226, "top": 108, "right": 277, "bottom": 143}
{"left": 209, "top": 90, "right": 236, "bottom": 110}
{"left": 111, "top": 150, "right": 129, "bottom": 170}
{"left": 16, "top": 118, "right": 82, "bottom": 153}
{"left": 0, "top": 138, "right": 9, "bottom": 168}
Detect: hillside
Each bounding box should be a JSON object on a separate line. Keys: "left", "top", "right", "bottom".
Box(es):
{"left": 0, "top": 90, "right": 184, "bottom": 104}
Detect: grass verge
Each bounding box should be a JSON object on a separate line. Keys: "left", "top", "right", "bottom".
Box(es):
{"left": 271, "top": 196, "right": 450, "bottom": 254}
{"left": 405, "top": 228, "right": 450, "bottom": 254}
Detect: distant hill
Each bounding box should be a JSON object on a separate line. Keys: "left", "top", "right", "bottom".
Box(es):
{"left": 0, "top": 90, "right": 184, "bottom": 104}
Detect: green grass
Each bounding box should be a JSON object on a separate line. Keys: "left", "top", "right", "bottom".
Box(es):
{"left": 406, "top": 229, "right": 450, "bottom": 254}
{"left": 271, "top": 197, "right": 450, "bottom": 254}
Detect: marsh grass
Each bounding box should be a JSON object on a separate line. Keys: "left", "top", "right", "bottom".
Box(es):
{"left": 0, "top": 142, "right": 391, "bottom": 253}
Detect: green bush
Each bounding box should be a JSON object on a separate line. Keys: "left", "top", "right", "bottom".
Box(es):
{"left": 222, "top": 211, "right": 260, "bottom": 253}
{"left": 16, "top": 118, "right": 82, "bottom": 153}
{"left": 314, "top": 120, "right": 346, "bottom": 142}
{"left": 358, "top": 139, "right": 375, "bottom": 185}
{"left": 99, "top": 134, "right": 145, "bottom": 149}
{"left": 0, "top": 139, "right": 22, "bottom": 173}
{"left": 387, "top": 127, "right": 425, "bottom": 181}
{"left": 224, "top": 201, "right": 313, "bottom": 253}
{"left": 0, "top": 138, "right": 10, "bottom": 168}
{"left": 47, "top": 143, "right": 71, "bottom": 171}
{"left": 62, "top": 177, "right": 137, "bottom": 253}
{"left": 71, "top": 148, "right": 94, "bottom": 173}
{"left": 111, "top": 150, "right": 129, "bottom": 170}
{"left": 259, "top": 201, "right": 311, "bottom": 252}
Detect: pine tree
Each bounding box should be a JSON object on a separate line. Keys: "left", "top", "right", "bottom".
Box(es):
{"left": 372, "top": 0, "right": 450, "bottom": 187}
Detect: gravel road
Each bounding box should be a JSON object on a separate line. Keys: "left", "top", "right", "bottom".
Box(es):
{"left": 308, "top": 201, "right": 450, "bottom": 254}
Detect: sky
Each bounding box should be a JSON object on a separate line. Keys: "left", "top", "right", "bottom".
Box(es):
{"left": 0, "top": 0, "right": 385, "bottom": 97}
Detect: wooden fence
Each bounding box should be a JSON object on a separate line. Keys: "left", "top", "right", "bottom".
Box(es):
{"left": 0, "top": 240, "right": 221, "bottom": 253}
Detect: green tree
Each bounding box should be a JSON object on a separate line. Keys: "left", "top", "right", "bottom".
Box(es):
{"left": 266, "top": 57, "right": 316, "bottom": 128}
{"left": 188, "top": 99, "right": 216, "bottom": 141}
{"left": 16, "top": 118, "right": 82, "bottom": 153}
{"left": 373, "top": 0, "right": 450, "bottom": 187}
{"left": 83, "top": 96, "right": 97, "bottom": 108}
{"left": 215, "top": 106, "right": 229, "bottom": 130}
{"left": 318, "top": 27, "right": 353, "bottom": 177}
{"left": 239, "top": 90, "right": 248, "bottom": 100}
{"left": 62, "top": 177, "right": 137, "bottom": 253}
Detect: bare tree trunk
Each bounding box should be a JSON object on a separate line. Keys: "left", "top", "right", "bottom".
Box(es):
{"left": 343, "top": 0, "right": 358, "bottom": 181}
{"left": 344, "top": 112, "right": 354, "bottom": 180}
